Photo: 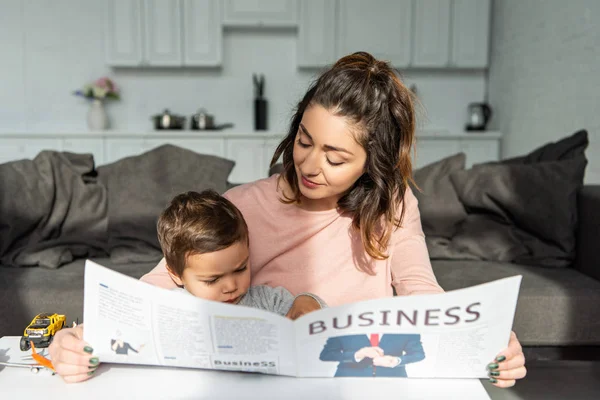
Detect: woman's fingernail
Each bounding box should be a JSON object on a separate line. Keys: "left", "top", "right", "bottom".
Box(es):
{"left": 489, "top": 371, "right": 500, "bottom": 377}
{"left": 84, "top": 346, "right": 93, "bottom": 354}
{"left": 489, "top": 378, "right": 498, "bottom": 384}
{"left": 87, "top": 370, "right": 96, "bottom": 376}
{"left": 89, "top": 357, "right": 99, "bottom": 366}
{"left": 88, "top": 365, "right": 97, "bottom": 370}
{"left": 496, "top": 355, "right": 506, "bottom": 362}
{"left": 487, "top": 362, "right": 499, "bottom": 370}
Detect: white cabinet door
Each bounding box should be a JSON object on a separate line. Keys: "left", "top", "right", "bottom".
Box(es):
{"left": 264, "top": 137, "right": 284, "bottom": 168}
{"left": 223, "top": 0, "right": 297, "bottom": 27}
{"left": 62, "top": 138, "right": 106, "bottom": 166}
{"left": 297, "top": 0, "right": 336, "bottom": 68}
{"left": 413, "top": 140, "right": 462, "bottom": 169}
{"left": 104, "top": 139, "right": 149, "bottom": 164}
{"left": 337, "top": 0, "right": 412, "bottom": 67}
{"left": 451, "top": 0, "right": 491, "bottom": 68}
{"left": 0, "top": 138, "right": 63, "bottom": 164}
{"left": 144, "top": 0, "right": 183, "bottom": 66}
{"left": 226, "top": 139, "right": 267, "bottom": 183}
{"left": 145, "top": 138, "right": 226, "bottom": 158}
{"left": 105, "top": 0, "right": 143, "bottom": 66}
{"left": 459, "top": 138, "right": 500, "bottom": 167}
{"left": 412, "top": 0, "right": 451, "bottom": 67}
{"left": 183, "top": 0, "right": 222, "bottom": 66}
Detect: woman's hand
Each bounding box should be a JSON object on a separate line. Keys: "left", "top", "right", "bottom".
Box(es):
{"left": 286, "top": 295, "right": 321, "bottom": 320}
{"left": 487, "top": 331, "right": 527, "bottom": 388}
{"left": 372, "top": 355, "right": 401, "bottom": 368}
{"left": 354, "top": 346, "right": 384, "bottom": 362}
{"left": 48, "top": 324, "right": 99, "bottom": 383}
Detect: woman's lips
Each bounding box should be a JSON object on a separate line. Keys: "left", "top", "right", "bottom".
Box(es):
{"left": 301, "top": 175, "right": 321, "bottom": 189}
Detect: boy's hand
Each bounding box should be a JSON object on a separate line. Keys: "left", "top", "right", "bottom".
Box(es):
{"left": 286, "top": 295, "right": 321, "bottom": 320}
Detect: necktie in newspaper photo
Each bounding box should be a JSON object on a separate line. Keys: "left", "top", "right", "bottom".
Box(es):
{"left": 370, "top": 333, "right": 380, "bottom": 376}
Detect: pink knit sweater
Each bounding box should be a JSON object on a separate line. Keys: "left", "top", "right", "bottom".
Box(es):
{"left": 140, "top": 175, "right": 443, "bottom": 306}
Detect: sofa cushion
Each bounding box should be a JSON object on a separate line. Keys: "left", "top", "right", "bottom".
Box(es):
{"left": 449, "top": 156, "right": 587, "bottom": 267}
{"left": 413, "top": 153, "right": 467, "bottom": 239}
{"left": 98, "top": 145, "right": 235, "bottom": 263}
{"left": 432, "top": 260, "right": 600, "bottom": 346}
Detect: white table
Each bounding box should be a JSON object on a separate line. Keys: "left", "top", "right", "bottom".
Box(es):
{"left": 0, "top": 336, "right": 490, "bottom": 399}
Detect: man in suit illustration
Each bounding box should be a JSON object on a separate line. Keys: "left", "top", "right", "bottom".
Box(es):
{"left": 319, "top": 333, "right": 425, "bottom": 377}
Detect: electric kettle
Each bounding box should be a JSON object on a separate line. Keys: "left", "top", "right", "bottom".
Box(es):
{"left": 465, "top": 103, "right": 492, "bottom": 131}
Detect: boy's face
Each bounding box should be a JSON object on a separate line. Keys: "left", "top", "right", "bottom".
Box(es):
{"left": 168, "top": 241, "right": 251, "bottom": 304}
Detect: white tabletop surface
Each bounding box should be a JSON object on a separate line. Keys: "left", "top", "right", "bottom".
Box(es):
{"left": 0, "top": 336, "right": 490, "bottom": 399}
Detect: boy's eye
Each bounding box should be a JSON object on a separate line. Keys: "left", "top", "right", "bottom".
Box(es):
{"left": 234, "top": 266, "right": 248, "bottom": 273}
{"left": 203, "top": 278, "right": 219, "bottom": 286}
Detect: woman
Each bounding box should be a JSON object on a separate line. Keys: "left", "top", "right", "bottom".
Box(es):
{"left": 49, "top": 52, "right": 526, "bottom": 387}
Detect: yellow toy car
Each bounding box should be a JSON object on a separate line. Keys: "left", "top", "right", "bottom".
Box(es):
{"left": 20, "top": 313, "right": 66, "bottom": 351}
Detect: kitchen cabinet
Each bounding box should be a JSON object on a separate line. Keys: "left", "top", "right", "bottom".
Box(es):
{"left": 450, "top": 0, "right": 491, "bottom": 68}
{"left": 297, "top": 0, "right": 337, "bottom": 68}
{"left": 62, "top": 138, "right": 106, "bottom": 166}
{"left": 105, "top": 0, "right": 144, "bottom": 66}
{"left": 226, "top": 139, "right": 267, "bottom": 183}
{"left": 412, "top": 0, "right": 451, "bottom": 67}
{"left": 0, "top": 138, "right": 63, "bottom": 164}
{"left": 222, "top": 0, "right": 297, "bottom": 27}
{"left": 183, "top": 0, "right": 223, "bottom": 66}
{"left": 337, "top": 0, "right": 412, "bottom": 67}
{"left": 105, "top": 0, "right": 222, "bottom": 67}
{"left": 144, "top": 0, "right": 183, "bottom": 66}
{"left": 0, "top": 132, "right": 501, "bottom": 182}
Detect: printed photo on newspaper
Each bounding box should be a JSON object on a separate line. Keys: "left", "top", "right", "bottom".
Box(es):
{"left": 83, "top": 260, "right": 521, "bottom": 378}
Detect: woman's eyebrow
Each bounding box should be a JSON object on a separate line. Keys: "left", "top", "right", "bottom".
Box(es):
{"left": 299, "top": 123, "right": 354, "bottom": 156}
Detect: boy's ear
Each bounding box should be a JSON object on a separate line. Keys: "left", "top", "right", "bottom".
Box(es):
{"left": 166, "top": 264, "right": 183, "bottom": 286}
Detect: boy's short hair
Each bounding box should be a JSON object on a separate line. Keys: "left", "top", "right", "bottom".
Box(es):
{"left": 157, "top": 190, "right": 248, "bottom": 278}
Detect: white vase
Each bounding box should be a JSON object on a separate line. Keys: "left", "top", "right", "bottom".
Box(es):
{"left": 87, "top": 99, "right": 108, "bottom": 130}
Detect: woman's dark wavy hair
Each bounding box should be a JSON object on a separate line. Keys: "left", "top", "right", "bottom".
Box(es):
{"left": 271, "top": 51, "right": 417, "bottom": 265}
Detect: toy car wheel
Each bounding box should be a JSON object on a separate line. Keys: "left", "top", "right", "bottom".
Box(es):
{"left": 20, "top": 336, "right": 31, "bottom": 351}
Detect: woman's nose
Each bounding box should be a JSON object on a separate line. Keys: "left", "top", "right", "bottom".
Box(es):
{"left": 302, "top": 149, "right": 322, "bottom": 176}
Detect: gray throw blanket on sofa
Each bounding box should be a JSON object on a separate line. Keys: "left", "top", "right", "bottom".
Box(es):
{"left": 0, "top": 151, "right": 108, "bottom": 268}
{"left": 0, "top": 145, "right": 234, "bottom": 268}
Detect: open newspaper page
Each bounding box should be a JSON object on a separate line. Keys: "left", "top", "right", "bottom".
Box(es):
{"left": 83, "top": 260, "right": 297, "bottom": 376}
{"left": 293, "top": 276, "right": 521, "bottom": 378}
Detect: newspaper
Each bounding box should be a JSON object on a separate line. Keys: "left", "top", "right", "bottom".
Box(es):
{"left": 83, "top": 260, "right": 521, "bottom": 378}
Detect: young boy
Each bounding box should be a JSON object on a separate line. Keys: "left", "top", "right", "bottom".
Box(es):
{"left": 157, "top": 189, "right": 325, "bottom": 318}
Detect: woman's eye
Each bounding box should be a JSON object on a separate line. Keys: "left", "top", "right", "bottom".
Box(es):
{"left": 327, "top": 159, "right": 344, "bottom": 166}
{"left": 296, "top": 139, "right": 311, "bottom": 148}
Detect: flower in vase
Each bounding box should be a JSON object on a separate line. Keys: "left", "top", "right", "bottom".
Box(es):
{"left": 74, "top": 77, "right": 120, "bottom": 101}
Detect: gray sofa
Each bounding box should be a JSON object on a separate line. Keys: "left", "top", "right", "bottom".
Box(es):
{"left": 1, "top": 185, "right": 599, "bottom": 358}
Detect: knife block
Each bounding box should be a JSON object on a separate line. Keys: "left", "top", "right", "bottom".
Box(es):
{"left": 254, "top": 98, "right": 267, "bottom": 131}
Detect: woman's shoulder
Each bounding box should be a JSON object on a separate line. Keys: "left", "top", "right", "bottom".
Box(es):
{"left": 224, "top": 174, "right": 280, "bottom": 205}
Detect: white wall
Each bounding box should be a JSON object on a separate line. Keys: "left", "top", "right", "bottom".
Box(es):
{"left": 488, "top": 0, "right": 600, "bottom": 183}
{"left": 0, "top": 0, "right": 485, "bottom": 135}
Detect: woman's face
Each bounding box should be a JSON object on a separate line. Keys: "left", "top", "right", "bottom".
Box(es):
{"left": 292, "top": 104, "right": 367, "bottom": 211}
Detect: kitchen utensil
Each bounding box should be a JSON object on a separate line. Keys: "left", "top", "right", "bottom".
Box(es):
{"left": 191, "top": 108, "right": 214, "bottom": 130}
{"left": 191, "top": 108, "right": 235, "bottom": 131}
{"left": 465, "top": 103, "right": 492, "bottom": 131}
{"left": 253, "top": 73, "right": 267, "bottom": 131}
{"left": 151, "top": 109, "right": 186, "bottom": 130}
